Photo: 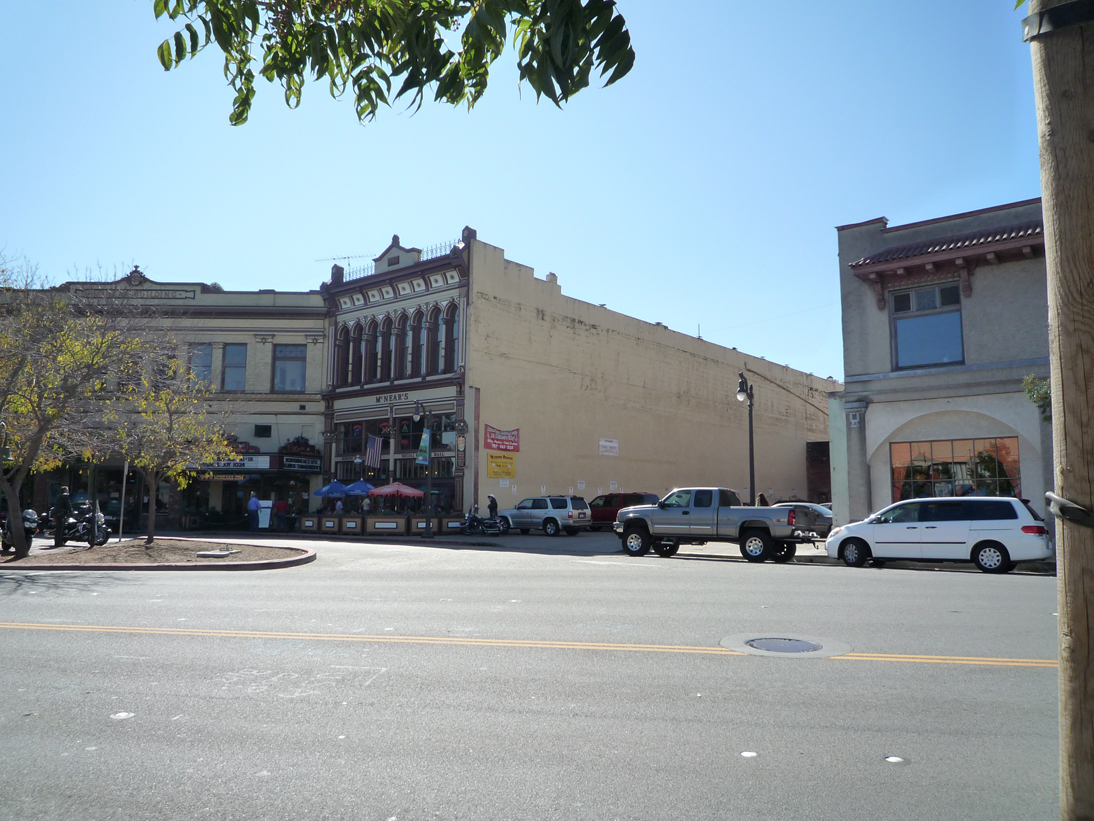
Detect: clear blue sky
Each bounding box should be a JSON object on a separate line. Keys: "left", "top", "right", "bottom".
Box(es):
{"left": 1, "top": 1, "right": 1041, "bottom": 382}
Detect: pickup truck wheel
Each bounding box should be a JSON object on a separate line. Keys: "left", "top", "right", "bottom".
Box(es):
{"left": 771, "top": 542, "right": 796, "bottom": 563}
{"left": 622, "top": 527, "right": 651, "bottom": 556}
{"left": 543, "top": 519, "right": 560, "bottom": 537}
{"left": 739, "top": 530, "right": 773, "bottom": 562}
{"left": 653, "top": 540, "right": 679, "bottom": 558}
{"left": 840, "top": 538, "right": 869, "bottom": 567}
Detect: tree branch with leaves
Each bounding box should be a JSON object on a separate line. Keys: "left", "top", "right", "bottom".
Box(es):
{"left": 153, "top": 0, "right": 635, "bottom": 125}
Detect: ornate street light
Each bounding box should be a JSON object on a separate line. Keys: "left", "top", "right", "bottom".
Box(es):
{"left": 412, "top": 401, "right": 434, "bottom": 539}
{"left": 736, "top": 372, "right": 756, "bottom": 506}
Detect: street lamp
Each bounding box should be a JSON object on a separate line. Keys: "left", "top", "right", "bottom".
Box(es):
{"left": 736, "top": 372, "right": 756, "bottom": 506}
{"left": 412, "top": 400, "right": 434, "bottom": 539}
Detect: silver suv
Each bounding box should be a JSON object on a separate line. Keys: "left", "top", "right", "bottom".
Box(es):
{"left": 499, "top": 496, "right": 591, "bottom": 536}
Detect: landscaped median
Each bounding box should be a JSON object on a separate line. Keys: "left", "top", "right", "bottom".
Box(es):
{"left": 0, "top": 538, "right": 315, "bottom": 571}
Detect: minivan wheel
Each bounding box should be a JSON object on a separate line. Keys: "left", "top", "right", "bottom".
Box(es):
{"left": 841, "top": 538, "right": 869, "bottom": 568}
{"left": 543, "top": 519, "right": 559, "bottom": 537}
{"left": 623, "top": 527, "right": 651, "bottom": 556}
{"left": 739, "top": 530, "right": 772, "bottom": 562}
{"left": 972, "top": 542, "right": 1010, "bottom": 573}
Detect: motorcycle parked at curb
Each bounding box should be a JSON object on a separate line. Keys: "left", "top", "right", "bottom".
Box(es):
{"left": 46, "top": 503, "right": 111, "bottom": 547}
{"left": 1, "top": 508, "right": 39, "bottom": 554}
{"left": 462, "top": 506, "right": 509, "bottom": 536}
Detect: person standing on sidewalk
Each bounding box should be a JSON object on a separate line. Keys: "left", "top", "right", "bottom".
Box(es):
{"left": 274, "top": 498, "right": 288, "bottom": 532}
{"left": 487, "top": 494, "right": 498, "bottom": 520}
{"left": 247, "top": 492, "right": 261, "bottom": 532}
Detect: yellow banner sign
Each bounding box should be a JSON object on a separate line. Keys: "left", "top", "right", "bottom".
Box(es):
{"left": 487, "top": 453, "right": 515, "bottom": 478}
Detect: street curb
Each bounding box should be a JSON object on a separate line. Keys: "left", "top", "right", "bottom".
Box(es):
{"left": 0, "top": 545, "right": 317, "bottom": 572}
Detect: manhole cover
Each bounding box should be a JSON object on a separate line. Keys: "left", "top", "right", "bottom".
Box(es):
{"left": 745, "top": 638, "right": 822, "bottom": 653}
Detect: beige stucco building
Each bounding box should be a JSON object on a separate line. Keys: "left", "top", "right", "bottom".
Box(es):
{"left": 322, "top": 228, "right": 835, "bottom": 515}
{"left": 829, "top": 198, "right": 1052, "bottom": 528}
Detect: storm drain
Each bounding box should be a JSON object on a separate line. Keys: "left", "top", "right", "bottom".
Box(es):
{"left": 745, "top": 638, "right": 822, "bottom": 654}
{"left": 721, "top": 633, "right": 852, "bottom": 659}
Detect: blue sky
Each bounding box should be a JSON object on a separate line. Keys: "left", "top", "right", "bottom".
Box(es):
{"left": 1, "top": 1, "right": 1041, "bottom": 381}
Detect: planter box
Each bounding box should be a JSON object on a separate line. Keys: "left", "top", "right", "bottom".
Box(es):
{"left": 441, "top": 517, "right": 465, "bottom": 533}
{"left": 320, "top": 516, "right": 340, "bottom": 534}
{"left": 366, "top": 516, "right": 407, "bottom": 536}
{"left": 410, "top": 516, "right": 442, "bottom": 535}
{"left": 340, "top": 516, "right": 363, "bottom": 535}
{"left": 299, "top": 516, "right": 319, "bottom": 532}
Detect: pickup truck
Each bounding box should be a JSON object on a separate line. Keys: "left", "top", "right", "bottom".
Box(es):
{"left": 613, "top": 487, "right": 819, "bottom": 562}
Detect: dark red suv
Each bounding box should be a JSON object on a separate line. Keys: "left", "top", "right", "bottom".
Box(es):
{"left": 587, "top": 492, "right": 660, "bottom": 530}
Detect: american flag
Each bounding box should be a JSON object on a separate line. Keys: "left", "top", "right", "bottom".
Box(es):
{"left": 364, "top": 435, "right": 383, "bottom": 469}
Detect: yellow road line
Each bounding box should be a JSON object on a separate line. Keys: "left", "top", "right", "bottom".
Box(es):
{"left": 0, "top": 623, "right": 1057, "bottom": 668}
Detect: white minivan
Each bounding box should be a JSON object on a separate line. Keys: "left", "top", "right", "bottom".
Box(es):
{"left": 825, "top": 497, "right": 1051, "bottom": 573}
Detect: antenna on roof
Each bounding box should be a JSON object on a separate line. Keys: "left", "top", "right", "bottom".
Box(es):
{"left": 314, "top": 253, "right": 374, "bottom": 263}
{"left": 697, "top": 323, "right": 702, "bottom": 340}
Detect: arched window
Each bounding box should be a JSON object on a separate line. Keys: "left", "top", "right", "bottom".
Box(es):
{"left": 334, "top": 326, "right": 350, "bottom": 387}
{"left": 442, "top": 304, "right": 459, "bottom": 374}
{"left": 394, "top": 315, "right": 408, "bottom": 380}
{"left": 379, "top": 318, "right": 393, "bottom": 382}
{"left": 364, "top": 320, "right": 378, "bottom": 383}
{"left": 409, "top": 312, "right": 424, "bottom": 378}
{"left": 426, "top": 308, "right": 441, "bottom": 375}
{"left": 350, "top": 323, "right": 363, "bottom": 385}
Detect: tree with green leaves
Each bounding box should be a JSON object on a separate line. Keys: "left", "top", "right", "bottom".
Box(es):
{"left": 0, "top": 261, "right": 146, "bottom": 559}
{"left": 105, "top": 353, "right": 237, "bottom": 544}
{"left": 153, "top": 0, "right": 635, "bottom": 125}
{"left": 1021, "top": 0, "right": 1094, "bottom": 816}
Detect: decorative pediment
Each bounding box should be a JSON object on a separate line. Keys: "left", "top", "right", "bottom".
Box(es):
{"left": 373, "top": 234, "right": 423, "bottom": 273}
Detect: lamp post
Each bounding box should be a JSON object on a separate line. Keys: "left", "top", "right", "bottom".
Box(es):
{"left": 736, "top": 372, "right": 756, "bottom": 506}
{"left": 412, "top": 401, "right": 434, "bottom": 539}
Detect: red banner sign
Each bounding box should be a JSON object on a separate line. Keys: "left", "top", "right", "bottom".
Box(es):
{"left": 484, "top": 425, "right": 520, "bottom": 452}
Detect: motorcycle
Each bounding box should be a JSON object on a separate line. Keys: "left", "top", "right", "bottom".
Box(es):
{"left": 47, "top": 503, "right": 111, "bottom": 546}
{"left": 462, "top": 506, "right": 508, "bottom": 536}
{"left": 1, "top": 508, "right": 39, "bottom": 554}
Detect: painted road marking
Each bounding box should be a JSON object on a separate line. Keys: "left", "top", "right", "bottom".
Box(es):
{"left": 0, "top": 623, "right": 1057, "bottom": 668}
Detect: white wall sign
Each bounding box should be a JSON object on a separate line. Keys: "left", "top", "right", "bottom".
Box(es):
{"left": 568, "top": 486, "right": 574, "bottom": 495}
{"left": 610, "top": 481, "right": 618, "bottom": 491}
{"left": 499, "top": 478, "right": 509, "bottom": 487}
{"left": 599, "top": 438, "right": 619, "bottom": 456}
{"left": 577, "top": 481, "right": 585, "bottom": 490}
{"left": 540, "top": 485, "right": 546, "bottom": 494}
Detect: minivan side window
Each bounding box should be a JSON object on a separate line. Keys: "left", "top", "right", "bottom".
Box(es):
{"left": 876, "top": 503, "right": 920, "bottom": 524}
{"left": 694, "top": 490, "right": 713, "bottom": 508}
{"left": 550, "top": 498, "right": 567, "bottom": 509}
{"left": 920, "top": 501, "right": 965, "bottom": 522}
{"left": 532, "top": 499, "right": 549, "bottom": 510}
{"left": 963, "top": 500, "right": 1018, "bottom": 521}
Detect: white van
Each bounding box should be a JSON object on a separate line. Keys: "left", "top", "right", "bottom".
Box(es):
{"left": 825, "top": 497, "right": 1051, "bottom": 573}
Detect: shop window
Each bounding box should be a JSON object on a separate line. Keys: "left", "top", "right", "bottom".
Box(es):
{"left": 190, "top": 344, "right": 212, "bottom": 386}
{"left": 891, "top": 436, "right": 1020, "bottom": 503}
{"left": 222, "top": 343, "right": 247, "bottom": 391}
{"left": 891, "top": 284, "right": 963, "bottom": 369}
{"left": 272, "top": 344, "right": 308, "bottom": 392}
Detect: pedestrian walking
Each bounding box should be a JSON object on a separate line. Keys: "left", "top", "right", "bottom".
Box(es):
{"left": 53, "top": 486, "right": 72, "bottom": 547}
{"left": 274, "top": 498, "right": 288, "bottom": 532}
{"left": 247, "top": 492, "right": 261, "bottom": 532}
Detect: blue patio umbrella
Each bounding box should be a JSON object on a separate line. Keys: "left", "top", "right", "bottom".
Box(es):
{"left": 313, "top": 480, "right": 348, "bottom": 498}
{"left": 344, "top": 480, "right": 375, "bottom": 496}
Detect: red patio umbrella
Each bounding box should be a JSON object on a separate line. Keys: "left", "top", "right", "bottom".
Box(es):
{"left": 368, "top": 482, "right": 425, "bottom": 498}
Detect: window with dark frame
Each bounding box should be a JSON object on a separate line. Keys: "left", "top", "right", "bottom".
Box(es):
{"left": 272, "top": 344, "right": 308, "bottom": 392}
{"left": 190, "top": 344, "right": 212, "bottom": 386}
{"left": 254, "top": 424, "right": 272, "bottom": 439}
{"left": 890, "top": 437, "right": 1021, "bottom": 503}
{"left": 222, "top": 343, "right": 247, "bottom": 391}
{"left": 891, "top": 283, "right": 964, "bottom": 369}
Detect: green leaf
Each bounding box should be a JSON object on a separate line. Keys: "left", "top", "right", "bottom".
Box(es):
{"left": 173, "top": 30, "right": 187, "bottom": 63}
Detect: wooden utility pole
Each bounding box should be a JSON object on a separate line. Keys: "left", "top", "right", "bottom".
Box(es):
{"left": 1026, "top": 1, "right": 1094, "bottom": 817}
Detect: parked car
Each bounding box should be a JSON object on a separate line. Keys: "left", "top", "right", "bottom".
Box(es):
{"left": 772, "top": 502, "right": 832, "bottom": 538}
{"left": 499, "top": 496, "right": 591, "bottom": 536}
{"left": 825, "top": 497, "right": 1051, "bottom": 573}
{"left": 587, "top": 492, "right": 660, "bottom": 530}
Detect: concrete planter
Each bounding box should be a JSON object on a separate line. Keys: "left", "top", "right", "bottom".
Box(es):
{"left": 299, "top": 516, "right": 319, "bottom": 533}
{"left": 409, "top": 516, "right": 442, "bottom": 535}
{"left": 440, "top": 516, "right": 465, "bottom": 534}
{"left": 366, "top": 516, "right": 407, "bottom": 535}
{"left": 340, "top": 516, "right": 363, "bottom": 535}
{"left": 320, "top": 516, "right": 340, "bottom": 534}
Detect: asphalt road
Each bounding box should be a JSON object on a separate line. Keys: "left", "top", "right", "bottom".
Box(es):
{"left": 0, "top": 531, "right": 1060, "bottom": 820}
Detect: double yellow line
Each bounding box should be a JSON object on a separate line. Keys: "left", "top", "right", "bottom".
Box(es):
{"left": 0, "top": 622, "right": 1057, "bottom": 668}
